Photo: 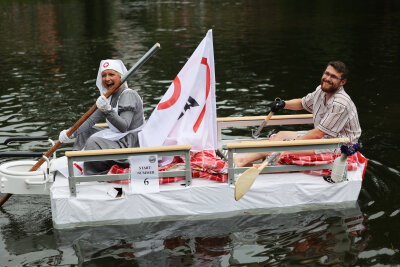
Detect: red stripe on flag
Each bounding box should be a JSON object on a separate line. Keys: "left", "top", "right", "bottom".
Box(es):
{"left": 157, "top": 76, "right": 181, "bottom": 110}
{"left": 193, "top": 57, "right": 211, "bottom": 133}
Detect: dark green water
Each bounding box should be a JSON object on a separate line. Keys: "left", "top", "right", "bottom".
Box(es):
{"left": 1, "top": 0, "right": 399, "bottom": 265}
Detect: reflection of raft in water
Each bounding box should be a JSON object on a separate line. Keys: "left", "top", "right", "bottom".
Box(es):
{"left": 1, "top": 201, "right": 367, "bottom": 266}
{"left": 0, "top": 114, "right": 367, "bottom": 229}
{"left": 51, "top": 206, "right": 367, "bottom": 266}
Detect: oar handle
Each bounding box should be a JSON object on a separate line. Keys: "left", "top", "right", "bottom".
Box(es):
{"left": 29, "top": 43, "right": 161, "bottom": 172}
{"left": 264, "top": 112, "right": 273, "bottom": 122}
{"left": 257, "top": 157, "right": 270, "bottom": 171}
{"left": 120, "top": 43, "right": 160, "bottom": 84}
{"left": 29, "top": 141, "right": 62, "bottom": 171}
{"left": 252, "top": 111, "right": 274, "bottom": 139}
{"left": 257, "top": 152, "right": 280, "bottom": 171}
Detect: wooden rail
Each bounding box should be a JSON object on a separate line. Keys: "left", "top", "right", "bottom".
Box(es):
{"left": 65, "top": 144, "right": 191, "bottom": 157}
{"left": 217, "top": 114, "right": 313, "bottom": 122}
{"left": 226, "top": 138, "right": 349, "bottom": 149}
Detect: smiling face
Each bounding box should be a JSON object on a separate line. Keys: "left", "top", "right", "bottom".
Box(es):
{"left": 101, "top": 69, "right": 121, "bottom": 92}
{"left": 320, "top": 65, "right": 346, "bottom": 94}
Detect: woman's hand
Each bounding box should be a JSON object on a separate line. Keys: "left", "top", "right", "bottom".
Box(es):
{"left": 59, "top": 129, "right": 71, "bottom": 143}
{"left": 96, "top": 95, "right": 112, "bottom": 112}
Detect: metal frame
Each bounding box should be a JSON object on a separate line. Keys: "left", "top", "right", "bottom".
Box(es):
{"left": 217, "top": 114, "right": 347, "bottom": 185}
{"left": 225, "top": 142, "right": 344, "bottom": 185}
{"left": 66, "top": 147, "right": 191, "bottom": 197}
{"left": 66, "top": 114, "right": 342, "bottom": 194}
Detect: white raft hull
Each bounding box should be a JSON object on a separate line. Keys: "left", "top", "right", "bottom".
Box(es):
{"left": 50, "top": 162, "right": 364, "bottom": 229}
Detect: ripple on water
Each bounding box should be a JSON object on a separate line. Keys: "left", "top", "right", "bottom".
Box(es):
{"left": 368, "top": 211, "right": 385, "bottom": 220}
{"left": 390, "top": 209, "right": 400, "bottom": 217}
{"left": 358, "top": 248, "right": 397, "bottom": 259}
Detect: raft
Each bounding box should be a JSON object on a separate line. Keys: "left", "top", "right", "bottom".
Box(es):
{"left": 0, "top": 114, "right": 367, "bottom": 229}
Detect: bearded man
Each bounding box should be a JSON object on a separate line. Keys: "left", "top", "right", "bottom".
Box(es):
{"left": 234, "top": 61, "right": 362, "bottom": 167}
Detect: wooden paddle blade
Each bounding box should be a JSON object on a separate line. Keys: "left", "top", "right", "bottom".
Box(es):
{"left": 234, "top": 167, "right": 261, "bottom": 201}
{"left": 234, "top": 153, "right": 277, "bottom": 201}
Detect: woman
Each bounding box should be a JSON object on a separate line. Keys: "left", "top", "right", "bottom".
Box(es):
{"left": 58, "top": 59, "right": 144, "bottom": 175}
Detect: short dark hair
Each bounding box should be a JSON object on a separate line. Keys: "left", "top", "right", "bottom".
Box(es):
{"left": 327, "top": 61, "right": 349, "bottom": 80}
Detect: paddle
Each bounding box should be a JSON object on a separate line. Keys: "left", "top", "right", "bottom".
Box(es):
{"left": 235, "top": 110, "right": 276, "bottom": 201}
{"left": 0, "top": 43, "right": 160, "bottom": 207}
{"left": 235, "top": 152, "right": 280, "bottom": 201}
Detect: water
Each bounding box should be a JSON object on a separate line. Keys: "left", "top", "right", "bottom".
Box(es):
{"left": 1, "top": 0, "right": 400, "bottom": 265}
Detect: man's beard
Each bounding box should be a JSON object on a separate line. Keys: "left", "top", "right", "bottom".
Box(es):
{"left": 320, "top": 78, "right": 341, "bottom": 93}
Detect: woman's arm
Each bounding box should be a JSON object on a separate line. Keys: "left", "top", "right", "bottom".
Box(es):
{"left": 72, "top": 109, "right": 104, "bottom": 137}
{"left": 104, "top": 109, "right": 133, "bottom": 132}
{"left": 104, "top": 89, "right": 139, "bottom": 132}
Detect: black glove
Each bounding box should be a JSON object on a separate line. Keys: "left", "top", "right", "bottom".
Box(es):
{"left": 270, "top": 98, "right": 286, "bottom": 113}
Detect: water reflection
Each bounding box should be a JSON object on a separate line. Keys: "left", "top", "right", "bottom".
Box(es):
{"left": 36, "top": 207, "right": 366, "bottom": 266}
{"left": 1, "top": 202, "right": 368, "bottom": 265}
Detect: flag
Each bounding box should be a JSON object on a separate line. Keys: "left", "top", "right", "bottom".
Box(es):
{"left": 139, "top": 30, "right": 217, "bottom": 151}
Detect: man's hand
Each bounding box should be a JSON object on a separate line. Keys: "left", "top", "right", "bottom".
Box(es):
{"left": 270, "top": 98, "right": 286, "bottom": 113}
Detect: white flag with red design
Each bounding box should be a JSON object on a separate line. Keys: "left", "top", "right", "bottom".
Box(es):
{"left": 139, "top": 30, "right": 217, "bottom": 151}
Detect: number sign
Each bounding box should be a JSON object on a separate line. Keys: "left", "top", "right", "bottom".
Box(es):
{"left": 129, "top": 155, "right": 159, "bottom": 194}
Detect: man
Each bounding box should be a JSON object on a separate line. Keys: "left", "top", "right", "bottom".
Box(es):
{"left": 234, "top": 61, "right": 361, "bottom": 167}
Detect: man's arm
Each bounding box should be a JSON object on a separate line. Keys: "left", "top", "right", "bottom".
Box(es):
{"left": 284, "top": 98, "right": 304, "bottom": 111}
{"left": 297, "top": 128, "right": 326, "bottom": 140}
{"left": 279, "top": 128, "right": 326, "bottom": 156}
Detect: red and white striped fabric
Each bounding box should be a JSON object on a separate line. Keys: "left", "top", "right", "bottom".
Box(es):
{"left": 107, "top": 150, "right": 228, "bottom": 184}
{"left": 156, "top": 150, "right": 228, "bottom": 183}
{"left": 277, "top": 151, "right": 367, "bottom": 177}
{"left": 107, "top": 151, "right": 367, "bottom": 184}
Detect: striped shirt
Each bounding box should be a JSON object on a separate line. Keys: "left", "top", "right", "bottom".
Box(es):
{"left": 301, "top": 86, "right": 361, "bottom": 143}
